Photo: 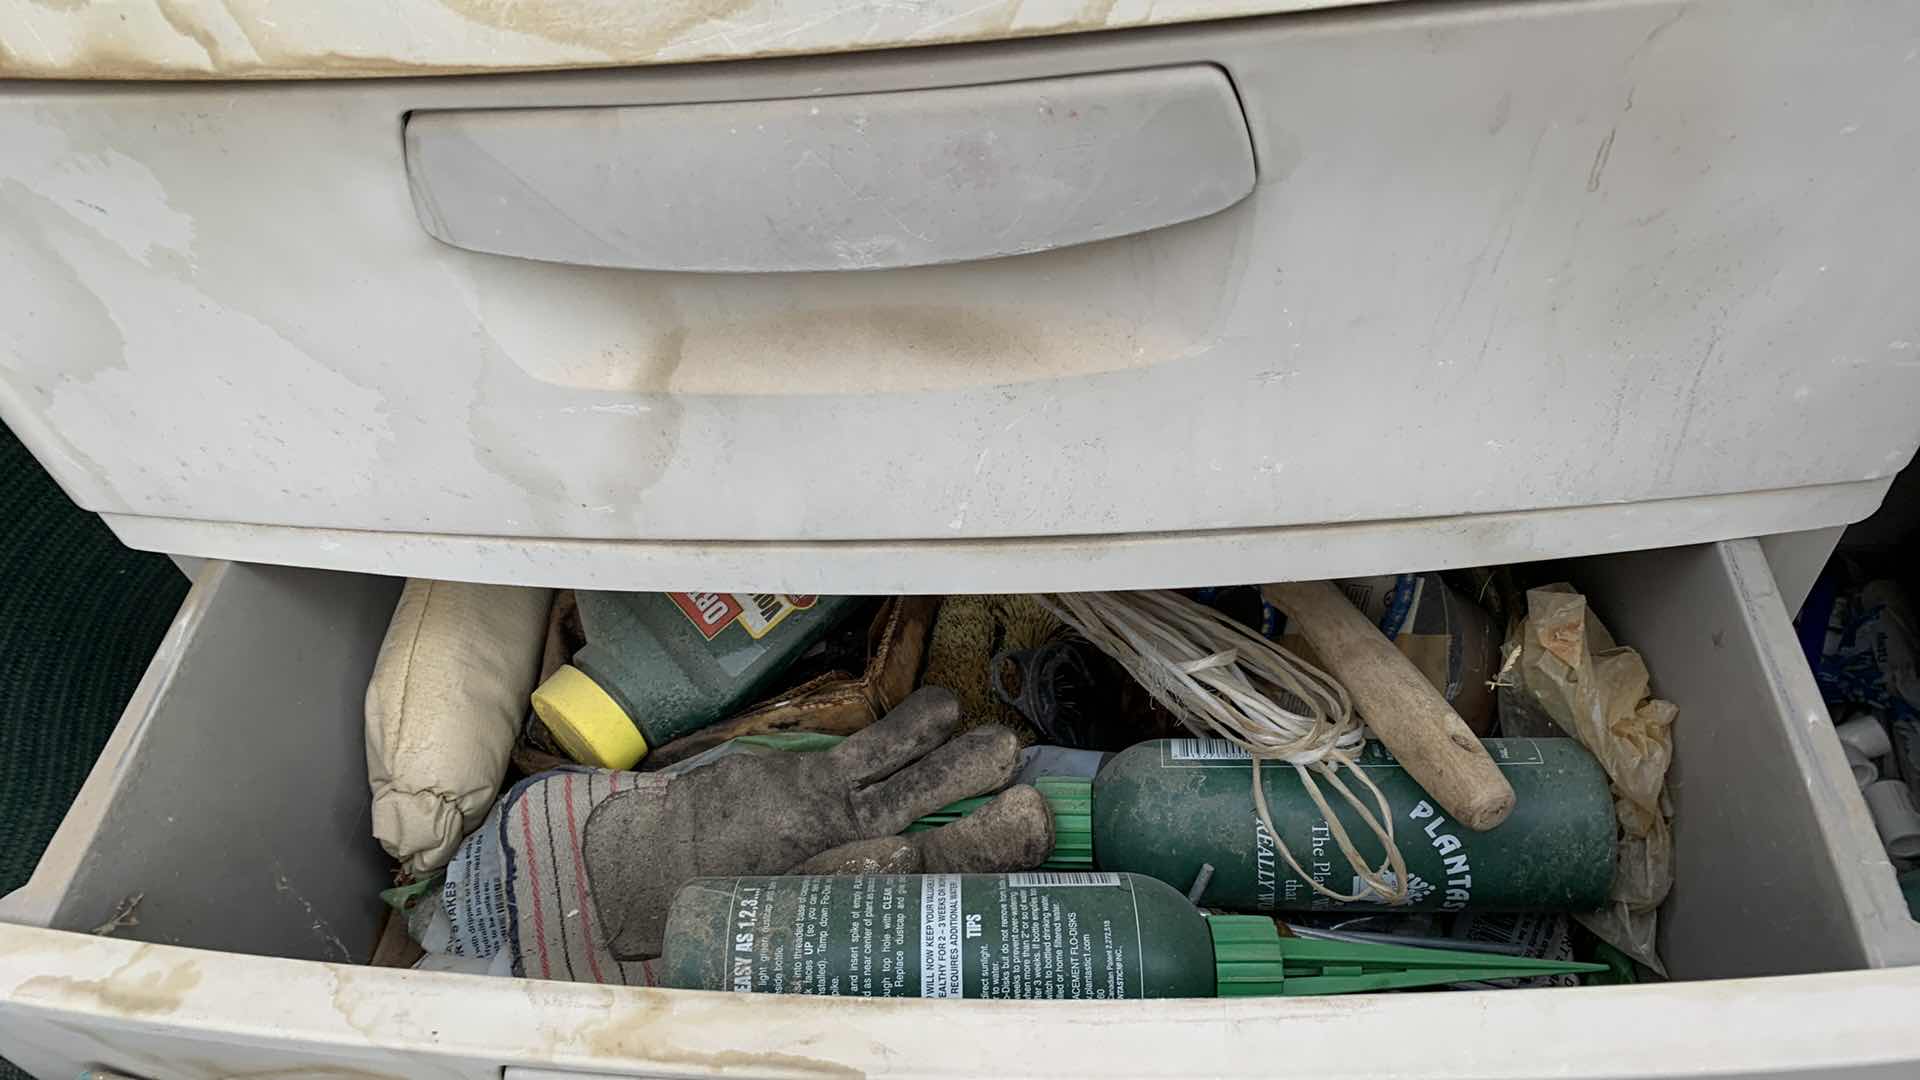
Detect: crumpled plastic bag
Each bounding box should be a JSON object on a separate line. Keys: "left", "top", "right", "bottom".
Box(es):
{"left": 1499, "top": 584, "right": 1677, "bottom": 975}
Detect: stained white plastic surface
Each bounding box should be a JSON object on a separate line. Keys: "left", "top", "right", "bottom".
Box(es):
{"left": 97, "top": 480, "right": 1895, "bottom": 594}
{"left": 0, "top": 0, "right": 1398, "bottom": 80}
{"left": 3, "top": 1, "right": 1919, "bottom": 587}
{"left": 406, "top": 66, "right": 1256, "bottom": 272}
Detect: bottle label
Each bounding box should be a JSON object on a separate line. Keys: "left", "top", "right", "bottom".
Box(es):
{"left": 720, "top": 874, "right": 1142, "bottom": 999}
{"left": 1166, "top": 738, "right": 1252, "bottom": 762}
{"left": 918, "top": 874, "right": 964, "bottom": 998}
{"left": 1163, "top": 737, "right": 1547, "bottom": 768}
{"left": 1007, "top": 872, "right": 1123, "bottom": 887}
{"left": 1098, "top": 738, "right": 1616, "bottom": 918}
{"left": 667, "top": 592, "right": 818, "bottom": 642}
{"left": 1158, "top": 738, "right": 1552, "bottom": 912}
{"left": 438, "top": 801, "right": 510, "bottom": 958}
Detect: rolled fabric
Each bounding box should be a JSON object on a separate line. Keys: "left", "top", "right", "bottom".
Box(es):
{"left": 366, "top": 579, "right": 553, "bottom": 875}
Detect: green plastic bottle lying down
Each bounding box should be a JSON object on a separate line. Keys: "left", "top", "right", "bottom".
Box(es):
{"left": 657, "top": 871, "right": 1602, "bottom": 999}
{"left": 914, "top": 737, "right": 1618, "bottom": 914}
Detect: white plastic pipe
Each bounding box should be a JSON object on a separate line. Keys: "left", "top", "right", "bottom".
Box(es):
{"left": 1864, "top": 780, "right": 1920, "bottom": 860}
{"left": 1837, "top": 713, "right": 1894, "bottom": 760}
{"left": 1844, "top": 745, "right": 1880, "bottom": 789}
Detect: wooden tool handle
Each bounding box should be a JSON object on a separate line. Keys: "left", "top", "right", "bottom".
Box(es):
{"left": 1262, "top": 580, "right": 1516, "bottom": 832}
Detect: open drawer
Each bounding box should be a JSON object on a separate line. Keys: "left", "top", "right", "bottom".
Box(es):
{"left": 3, "top": 540, "right": 1920, "bottom": 1078}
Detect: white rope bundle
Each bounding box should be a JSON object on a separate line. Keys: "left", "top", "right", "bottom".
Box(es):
{"left": 1043, "top": 590, "right": 1410, "bottom": 904}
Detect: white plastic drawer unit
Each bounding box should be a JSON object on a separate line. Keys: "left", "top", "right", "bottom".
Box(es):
{"left": 3, "top": 541, "right": 1920, "bottom": 1078}
{"left": 0, "top": 0, "right": 1918, "bottom": 593}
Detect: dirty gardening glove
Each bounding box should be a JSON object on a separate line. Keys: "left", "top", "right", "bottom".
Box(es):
{"left": 430, "top": 690, "right": 1049, "bottom": 985}
{"left": 787, "top": 784, "right": 1052, "bottom": 875}
{"left": 583, "top": 686, "right": 1051, "bottom": 959}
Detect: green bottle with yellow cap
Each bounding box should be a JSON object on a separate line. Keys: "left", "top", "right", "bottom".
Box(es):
{"left": 657, "top": 871, "right": 1602, "bottom": 998}
{"left": 532, "top": 591, "right": 860, "bottom": 769}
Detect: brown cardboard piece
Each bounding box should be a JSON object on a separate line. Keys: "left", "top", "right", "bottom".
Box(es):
{"left": 1279, "top": 574, "right": 1500, "bottom": 735}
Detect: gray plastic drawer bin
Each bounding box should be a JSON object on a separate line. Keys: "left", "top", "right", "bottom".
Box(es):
{"left": 2, "top": 541, "right": 1918, "bottom": 1077}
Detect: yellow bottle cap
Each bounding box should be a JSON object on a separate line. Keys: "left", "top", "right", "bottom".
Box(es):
{"left": 531, "top": 664, "right": 649, "bottom": 769}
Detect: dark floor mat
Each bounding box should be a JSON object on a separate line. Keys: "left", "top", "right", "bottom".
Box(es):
{"left": 0, "top": 424, "right": 188, "bottom": 1078}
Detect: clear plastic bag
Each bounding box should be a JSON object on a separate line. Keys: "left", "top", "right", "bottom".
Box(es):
{"left": 1500, "top": 585, "right": 1677, "bottom": 975}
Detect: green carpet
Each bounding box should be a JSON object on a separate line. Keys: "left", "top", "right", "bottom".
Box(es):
{"left": 0, "top": 424, "right": 188, "bottom": 1078}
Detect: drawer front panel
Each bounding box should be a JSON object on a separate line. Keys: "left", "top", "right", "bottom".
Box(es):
{"left": 2, "top": 1, "right": 1918, "bottom": 552}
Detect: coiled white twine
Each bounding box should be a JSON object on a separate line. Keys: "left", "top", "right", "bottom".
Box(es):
{"left": 1043, "top": 590, "right": 1410, "bottom": 904}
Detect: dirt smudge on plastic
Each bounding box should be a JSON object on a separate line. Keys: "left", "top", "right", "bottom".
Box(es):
{"left": 16, "top": 945, "right": 202, "bottom": 1016}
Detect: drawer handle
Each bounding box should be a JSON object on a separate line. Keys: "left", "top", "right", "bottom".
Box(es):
{"left": 404, "top": 65, "right": 1255, "bottom": 273}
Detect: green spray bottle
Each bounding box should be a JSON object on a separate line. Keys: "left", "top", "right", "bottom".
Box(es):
{"left": 910, "top": 737, "right": 1615, "bottom": 913}
{"left": 657, "top": 872, "right": 1603, "bottom": 998}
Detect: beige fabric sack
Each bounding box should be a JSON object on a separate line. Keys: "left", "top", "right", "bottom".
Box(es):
{"left": 367, "top": 579, "right": 554, "bottom": 876}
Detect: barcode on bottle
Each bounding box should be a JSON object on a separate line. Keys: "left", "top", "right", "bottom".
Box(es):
{"left": 1167, "top": 738, "right": 1251, "bottom": 761}
{"left": 1008, "top": 872, "right": 1122, "bottom": 887}
{"left": 735, "top": 593, "right": 798, "bottom": 638}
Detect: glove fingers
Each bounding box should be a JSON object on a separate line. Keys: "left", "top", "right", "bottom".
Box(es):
{"left": 791, "top": 783, "right": 1052, "bottom": 876}
{"left": 826, "top": 685, "right": 960, "bottom": 785}
{"left": 789, "top": 836, "right": 926, "bottom": 876}
{"left": 914, "top": 785, "right": 1056, "bottom": 874}
{"left": 852, "top": 724, "right": 1021, "bottom": 836}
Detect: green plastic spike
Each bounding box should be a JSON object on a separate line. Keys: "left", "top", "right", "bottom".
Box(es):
{"left": 1273, "top": 933, "right": 1611, "bottom": 995}
{"left": 1206, "top": 916, "right": 1607, "bottom": 996}
{"left": 905, "top": 776, "right": 1094, "bottom": 869}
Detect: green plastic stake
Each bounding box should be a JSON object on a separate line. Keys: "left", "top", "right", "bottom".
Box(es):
{"left": 907, "top": 776, "right": 1095, "bottom": 869}
{"left": 1267, "top": 933, "right": 1609, "bottom": 995}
